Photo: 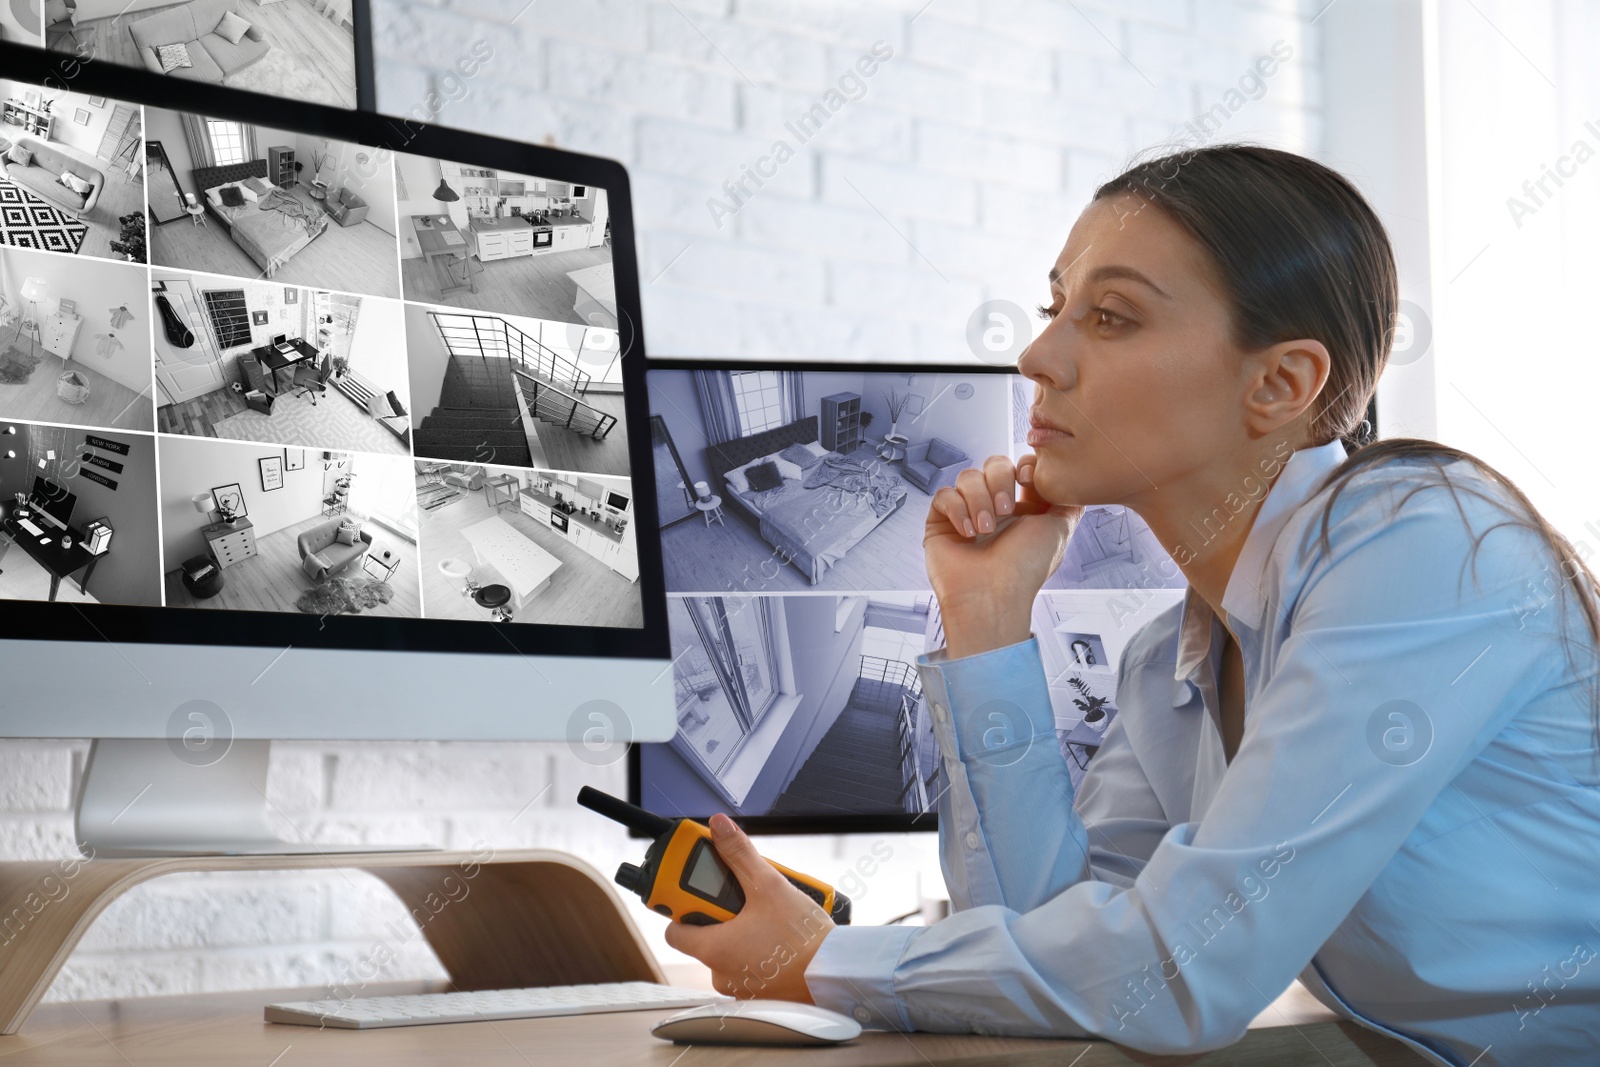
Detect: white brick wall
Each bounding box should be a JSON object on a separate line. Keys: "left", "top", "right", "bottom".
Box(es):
{"left": 372, "top": 0, "right": 1321, "bottom": 361}
{"left": 0, "top": 0, "right": 1324, "bottom": 1003}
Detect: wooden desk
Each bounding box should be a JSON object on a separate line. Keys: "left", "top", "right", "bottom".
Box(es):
{"left": 0, "top": 975, "right": 1429, "bottom": 1066}
{"left": 0, "top": 844, "right": 1426, "bottom": 1066}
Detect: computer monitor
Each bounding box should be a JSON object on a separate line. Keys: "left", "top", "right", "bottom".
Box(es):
{"left": 30, "top": 477, "right": 77, "bottom": 529}
{"left": 0, "top": 45, "right": 670, "bottom": 857}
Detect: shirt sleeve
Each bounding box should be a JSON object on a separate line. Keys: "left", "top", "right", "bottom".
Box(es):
{"left": 915, "top": 635, "right": 1174, "bottom": 909}
{"left": 806, "top": 633, "right": 1174, "bottom": 1027}
{"left": 806, "top": 477, "right": 1559, "bottom": 1052}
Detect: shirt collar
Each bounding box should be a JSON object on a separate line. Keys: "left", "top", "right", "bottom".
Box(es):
{"left": 1169, "top": 439, "right": 1348, "bottom": 696}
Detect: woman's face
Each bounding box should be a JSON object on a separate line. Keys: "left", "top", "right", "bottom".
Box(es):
{"left": 1018, "top": 193, "right": 1255, "bottom": 509}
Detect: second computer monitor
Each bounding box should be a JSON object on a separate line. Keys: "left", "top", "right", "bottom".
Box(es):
{"left": 30, "top": 477, "right": 77, "bottom": 529}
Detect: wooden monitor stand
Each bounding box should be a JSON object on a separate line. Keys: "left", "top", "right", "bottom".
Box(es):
{"left": 0, "top": 849, "right": 663, "bottom": 1035}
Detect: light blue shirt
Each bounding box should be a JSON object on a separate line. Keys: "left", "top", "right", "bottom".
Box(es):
{"left": 804, "top": 440, "right": 1600, "bottom": 1065}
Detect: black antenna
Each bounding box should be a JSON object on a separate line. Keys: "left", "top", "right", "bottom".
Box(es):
{"left": 577, "top": 787, "right": 673, "bottom": 838}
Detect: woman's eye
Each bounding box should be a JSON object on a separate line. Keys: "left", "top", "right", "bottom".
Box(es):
{"left": 1036, "top": 303, "right": 1132, "bottom": 329}
{"left": 1093, "top": 307, "right": 1129, "bottom": 331}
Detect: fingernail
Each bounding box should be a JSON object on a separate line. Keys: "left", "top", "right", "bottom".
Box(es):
{"left": 1018, "top": 465, "right": 1033, "bottom": 485}
{"left": 963, "top": 519, "right": 975, "bottom": 537}
{"left": 995, "top": 492, "right": 1012, "bottom": 515}
{"left": 977, "top": 512, "right": 994, "bottom": 533}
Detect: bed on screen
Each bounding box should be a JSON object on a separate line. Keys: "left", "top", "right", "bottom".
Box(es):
{"left": 706, "top": 415, "right": 907, "bottom": 585}
{"left": 193, "top": 161, "right": 329, "bottom": 277}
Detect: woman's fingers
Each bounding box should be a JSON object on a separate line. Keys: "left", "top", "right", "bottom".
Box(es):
{"left": 1014, "top": 453, "right": 1053, "bottom": 513}
{"left": 930, "top": 485, "right": 975, "bottom": 538}
{"left": 951, "top": 456, "right": 1024, "bottom": 535}
{"left": 932, "top": 455, "right": 1030, "bottom": 539}
{"left": 929, "top": 454, "right": 1074, "bottom": 539}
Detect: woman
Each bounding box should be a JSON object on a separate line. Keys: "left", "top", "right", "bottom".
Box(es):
{"left": 665, "top": 144, "right": 1600, "bottom": 1066}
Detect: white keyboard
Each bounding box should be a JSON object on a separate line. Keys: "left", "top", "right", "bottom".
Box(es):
{"left": 17, "top": 519, "right": 42, "bottom": 536}
{"left": 265, "top": 981, "right": 727, "bottom": 1030}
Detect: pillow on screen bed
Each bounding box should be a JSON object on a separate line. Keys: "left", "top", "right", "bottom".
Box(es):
{"left": 778, "top": 442, "right": 823, "bottom": 471}
{"left": 219, "top": 185, "right": 247, "bottom": 208}
{"left": 725, "top": 463, "right": 755, "bottom": 495}
{"left": 772, "top": 456, "right": 804, "bottom": 481}
{"left": 744, "top": 460, "right": 782, "bottom": 493}
{"left": 725, "top": 455, "right": 773, "bottom": 495}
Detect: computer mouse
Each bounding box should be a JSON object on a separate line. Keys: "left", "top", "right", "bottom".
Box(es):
{"left": 650, "top": 999, "right": 862, "bottom": 1046}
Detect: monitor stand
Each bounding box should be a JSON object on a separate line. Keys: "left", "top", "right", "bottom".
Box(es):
{"left": 75, "top": 739, "right": 439, "bottom": 857}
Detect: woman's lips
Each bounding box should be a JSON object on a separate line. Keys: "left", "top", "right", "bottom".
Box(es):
{"left": 1027, "top": 414, "right": 1073, "bottom": 448}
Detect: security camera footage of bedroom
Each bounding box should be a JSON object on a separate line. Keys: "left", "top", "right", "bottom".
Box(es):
{"left": 0, "top": 73, "right": 641, "bottom": 631}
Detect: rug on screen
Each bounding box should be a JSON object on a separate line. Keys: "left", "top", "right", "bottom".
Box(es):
{"left": 0, "top": 178, "right": 89, "bottom": 255}
{"left": 0, "top": 345, "right": 43, "bottom": 384}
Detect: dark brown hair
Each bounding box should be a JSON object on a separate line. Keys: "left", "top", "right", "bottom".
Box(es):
{"left": 1094, "top": 143, "right": 1600, "bottom": 753}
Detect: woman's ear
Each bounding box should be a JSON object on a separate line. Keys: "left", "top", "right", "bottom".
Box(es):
{"left": 1243, "top": 339, "right": 1331, "bottom": 436}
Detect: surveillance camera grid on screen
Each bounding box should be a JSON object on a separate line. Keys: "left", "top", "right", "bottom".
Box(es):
{"left": 0, "top": 80, "right": 641, "bottom": 633}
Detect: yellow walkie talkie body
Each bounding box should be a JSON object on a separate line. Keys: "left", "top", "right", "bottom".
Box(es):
{"left": 578, "top": 788, "right": 851, "bottom": 926}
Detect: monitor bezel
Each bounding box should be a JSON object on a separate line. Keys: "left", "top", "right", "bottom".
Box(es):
{"left": 0, "top": 43, "right": 668, "bottom": 663}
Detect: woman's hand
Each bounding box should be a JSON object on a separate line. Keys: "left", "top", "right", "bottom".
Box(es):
{"left": 925, "top": 454, "right": 1081, "bottom": 659}
{"left": 662, "top": 814, "right": 835, "bottom": 1003}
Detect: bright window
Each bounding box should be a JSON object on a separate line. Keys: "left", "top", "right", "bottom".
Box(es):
{"left": 1432, "top": 0, "right": 1600, "bottom": 544}
{"left": 206, "top": 120, "right": 247, "bottom": 167}
{"left": 730, "top": 370, "right": 783, "bottom": 434}
{"left": 670, "top": 597, "right": 780, "bottom": 778}
{"left": 347, "top": 457, "right": 418, "bottom": 542}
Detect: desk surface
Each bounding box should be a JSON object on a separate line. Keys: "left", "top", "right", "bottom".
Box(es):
{"left": 1, "top": 515, "right": 90, "bottom": 578}
{"left": 257, "top": 338, "right": 318, "bottom": 371}
{"left": 0, "top": 973, "right": 1429, "bottom": 1067}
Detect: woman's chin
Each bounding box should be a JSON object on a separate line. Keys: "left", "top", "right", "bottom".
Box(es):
{"left": 1032, "top": 462, "right": 1090, "bottom": 508}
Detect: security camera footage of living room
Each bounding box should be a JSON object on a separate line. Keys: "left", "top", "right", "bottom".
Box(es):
{"left": 0, "top": 74, "right": 640, "bottom": 630}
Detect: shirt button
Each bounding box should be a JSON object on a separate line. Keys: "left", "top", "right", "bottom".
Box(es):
{"left": 853, "top": 1006, "right": 872, "bottom": 1023}
{"left": 964, "top": 831, "right": 979, "bottom": 849}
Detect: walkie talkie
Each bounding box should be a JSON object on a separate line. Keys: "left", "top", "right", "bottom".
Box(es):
{"left": 577, "top": 787, "right": 851, "bottom": 927}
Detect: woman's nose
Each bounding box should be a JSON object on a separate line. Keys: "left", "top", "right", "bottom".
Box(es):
{"left": 1017, "top": 318, "right": 1075, "bottom": 393}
